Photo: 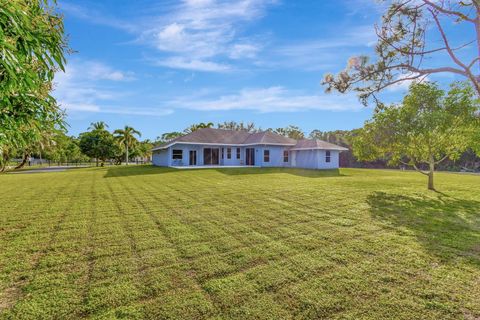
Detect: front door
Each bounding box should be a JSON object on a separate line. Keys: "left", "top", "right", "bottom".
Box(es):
{"left": 245, "top": 148, "right": 255, "bottom": 166}
{"left": 203, "top": 148, "right": 219, "bottom": 165}
{"left": 189, "top": 150, "right": 197, "bottom": 165}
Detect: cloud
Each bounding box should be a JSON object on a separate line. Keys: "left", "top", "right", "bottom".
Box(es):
{"left": 53, "top": 60, "right": 171, "bottom": 117}
{"left": 168, "top": 86, "right": 364, "bottom": 112}
{"left": 155, "top": 57, "right": 231, "bottom": 72}
{"left": 141, "top": 0, "right": 276, "bottom": 71}
{"left": 60, "top": 2, "right": 137, "bottom": 32}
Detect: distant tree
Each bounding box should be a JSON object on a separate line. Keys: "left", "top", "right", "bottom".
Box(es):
{"left": 159, "top": 132, "right": 184, "bottom": 142}
{"left": 184, "top": 122, "right": 214, "bottom": 133}
{"left": 88, "top": 121, "right": 109, "bottom": 131}
{"left": 270, "top": 125, "right": 305, "bottom": 140}
{"left": 353, "top": 82, "right": 479, "bottom": 190}
{"left": 217, "top": 121, "right": 260, "bottom": 132}
{"left": 323, "top": 1, "right": 480, "bottom": 104}
{"left": 114, "top": 126, "right": 141, "bottom": 165}
{"left": 45, "top": 133, "right": 88, "bottom": 163}
{"left": 79, "top": 130, "right": 119, "bottom": 166}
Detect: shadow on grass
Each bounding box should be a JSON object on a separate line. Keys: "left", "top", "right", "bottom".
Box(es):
{"left": 368, "top": 192, "right": 480, "bottom": 265}
{"left": 214, "top": 167, "right": 345, "bottom": 178}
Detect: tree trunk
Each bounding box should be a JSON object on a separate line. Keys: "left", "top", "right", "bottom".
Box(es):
{"left": 15, "top": 153, "right": 29, "bottom": 170}
{"left": 96, "top": 158, "right": 99, "bottom": 167}
{"left": 428, "top": 155, "right": 435, "bottom": 191}
{"left": 126, "top": 144, "right": 129, "bottom": 165}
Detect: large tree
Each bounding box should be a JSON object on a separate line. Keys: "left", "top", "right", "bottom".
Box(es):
{"left": 353, "top": 82, "right": 479, "bottom": 190}
{"left": 79, "top": 129, "right": 119, "bottom": 166}
{"left": 323, "top": 0, "right": 480, "bottom": 103}
{"left": 114, "top": 126, "right": 141, "bottom": 165}
{"left": 0, "top": 0, "right": 67, "bottom": 170}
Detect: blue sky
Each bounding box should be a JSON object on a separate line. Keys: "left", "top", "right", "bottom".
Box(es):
{"left": 54, "top": 0, "right": 468, "bottom": 140}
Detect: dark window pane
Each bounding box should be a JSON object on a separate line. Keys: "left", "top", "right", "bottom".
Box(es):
{"left": 172, "top": 149, "right": 183, "bottom": 160}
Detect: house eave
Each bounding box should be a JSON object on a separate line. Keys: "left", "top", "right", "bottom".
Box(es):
{"left": 152, "top": 141, "right": 297, "bottom": 151}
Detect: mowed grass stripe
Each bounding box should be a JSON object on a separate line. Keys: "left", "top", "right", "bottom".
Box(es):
{"left": 0, "top": 166, "right": 479, "bottom": 319}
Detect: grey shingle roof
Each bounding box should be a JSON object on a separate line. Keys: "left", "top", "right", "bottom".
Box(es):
{"left": 152, "top": 128, "right": 347, "bottom": 151}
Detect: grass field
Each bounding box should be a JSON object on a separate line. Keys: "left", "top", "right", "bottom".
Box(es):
{"left": 0, "top": 166, "right": 479, "bottom": 319}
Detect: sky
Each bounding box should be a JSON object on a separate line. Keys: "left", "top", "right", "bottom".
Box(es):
{"left": 54, "top": 0, "right": 471, "bottom": 140}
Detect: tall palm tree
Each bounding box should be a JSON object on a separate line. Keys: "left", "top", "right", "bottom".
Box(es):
{"left": 88, "top": 121, "right": 109, "bottom": 131}
{"left": 113, "top": 126, "right": 141, "bottom": 165}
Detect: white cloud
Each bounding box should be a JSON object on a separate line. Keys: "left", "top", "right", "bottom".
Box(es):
{"left": 142, "top": 0, "right": 276, "bottom": 71}
{"left": 155, "top": 57, "right": 231, "bottom": 72}
{"left": 53, "top": 60, "right": 171, "bottom": 117}
{"left": 168, "top": 86, "right": 364, "bottom": 112}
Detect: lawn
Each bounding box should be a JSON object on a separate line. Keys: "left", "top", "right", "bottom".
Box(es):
{"left": 0, "top": 166, "right": 479, "bottom": 319}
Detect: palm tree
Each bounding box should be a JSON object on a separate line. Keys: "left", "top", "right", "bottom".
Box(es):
{"left": 88, "top": 121, "right": 109, "bottom": 131}
{"left": 184, "top": 122, "right": 214, "bottom": 133}
{"left": 113, "top": 126, "right": 141, "bottom": 165}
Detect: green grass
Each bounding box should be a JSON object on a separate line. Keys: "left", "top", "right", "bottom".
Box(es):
{"left": 0, "top": 166, "right": 479, "bottom": 319}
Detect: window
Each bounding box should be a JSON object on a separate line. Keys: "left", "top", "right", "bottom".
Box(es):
{"left": 264, "top": 150, "right": 270, "bottom": 162}
{"left": 283, "top": 150, "right": 289, "bottom": 162}
{"left": 221, "top": 148, "right": 224, "bottom": 159}
{"left": 326, "top": 150, "right": 331, "bottom": 163}
{"left": 236, "top": 148, "right": 241, "bottom": 159}
{"left": 172, "top": 149, "right": 183, "bottom": 160}
{"left": 227, "top": 148, "right": 232, "bottom": 159}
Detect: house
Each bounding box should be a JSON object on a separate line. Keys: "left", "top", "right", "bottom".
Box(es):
{"left": 152, "top": 128, "right": 348, "bottom": 169}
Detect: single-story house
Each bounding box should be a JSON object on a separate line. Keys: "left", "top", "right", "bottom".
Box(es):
{"left": 152, "top": 128, "right": 348, "bottom": 169}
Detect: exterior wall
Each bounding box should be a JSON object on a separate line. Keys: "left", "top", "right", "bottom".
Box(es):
{"left": 294, "top": 149, "right": 340, "bottom": 169}
{"left": 255, "top": 145, "right": 291, "bottom": 167}
{"left": 317, "top": 150, "right": 340, "bottom": 169}
{"left": 152, "top": 143, "right": 341, "bottom": 169}
{"left": 152, "top": 149, "right": 169, "bottom": 166}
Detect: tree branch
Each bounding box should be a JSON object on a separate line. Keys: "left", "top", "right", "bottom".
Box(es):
{"left": 422, "top": 0, "right": 475, "bottom": 22}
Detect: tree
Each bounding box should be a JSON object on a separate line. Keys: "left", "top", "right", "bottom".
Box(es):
{"left": 79, "top": 130, "right": 119, "bottom": 166}
{"left": 217, "top": 121, "right": 260, "bottom": 132}
{"left": 88, "top": 121, "right": 109, "bottom": 131}
{"left": 1, "top": 0, "right": 67, "bottom": 171}
{"left": 323, "top": 1, "right": 480, "bottom": 103}
{"left": 353, "top": 82, "right": 479, "bottom": 190}
{"left": 159, "top": 132, "right": 184, "bottom": 142}
{"left": 113, "top": 126, "right": 141, "bottom": 165}
{"left": 184, "top": 122, "right": 214, "bottom": 133}
{"left": 269, "top": 125, "right": 305, "bottom": 140}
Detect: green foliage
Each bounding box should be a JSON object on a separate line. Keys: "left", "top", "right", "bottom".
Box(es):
{"left": 79, "top": 129, "right": 120, "bottom": 166}
{"left": 0, "top": 0, "right": 67, "bottom": 169}
{"left": 269, "top": 125, "right": 305, "bottom": 140}
{"left": 353, "top": 82, "right": 479, "bottom": 188}
{"left": 217, "top": 121, "right": 260, "bottom": 132}
{"left": 113, "top": 126, "right": 141, "bottom": 164}
{"left": 0, "top": 166, "right": 479, "bottom": 318}
{"left": 184, "top": 122, "right": 214, "bottom": 133}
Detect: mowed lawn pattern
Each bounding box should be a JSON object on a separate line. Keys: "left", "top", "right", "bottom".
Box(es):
{"left": 0, "top": 167, "right": 479, "bottom": 319}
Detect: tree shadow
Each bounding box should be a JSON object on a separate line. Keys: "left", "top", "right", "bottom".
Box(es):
{"left": 214, "top": 167, "right": 345, "bottom": 178}
{"left": 367, "top": 192, "right": 480, "bottom": 265}
{"left": 104, "top": 165, "right": 180, "bottom": 178}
